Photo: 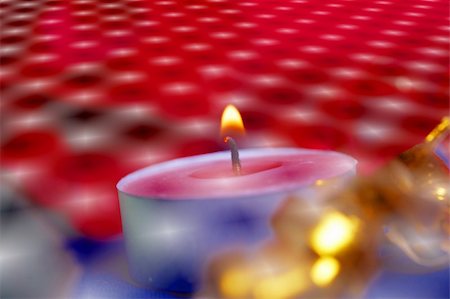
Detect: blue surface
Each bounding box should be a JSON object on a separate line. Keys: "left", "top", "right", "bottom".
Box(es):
{"left": 68, "top": 237, "right": 190, "bottom": 298}
{"left": 366, "top": 268, "right": 450, "bottom": 299}
{"left": 73, "top": 273, "right": 187, "bottom": 299}
{"left": 66, "top": 237, "right": 120, "bottom": 265}
{"left": 67, "top": 237, "right": 449, "bottom": 299}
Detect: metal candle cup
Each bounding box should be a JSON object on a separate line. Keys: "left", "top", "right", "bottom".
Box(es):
{"left": 117, "top": 148, "right": 357, "bottom": 293}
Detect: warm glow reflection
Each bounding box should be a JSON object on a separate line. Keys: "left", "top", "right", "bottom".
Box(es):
{"left": 310, "top": 256, "right": 340, "bottom": 287}
{"left": 218, "top": 253, "right": 309, "bottom": 299}
{"left": 221, "top": 104, "right": 245, "bottom": 137}
{"left": 425, "top": 116, "right": 448, "bottom": 143}
{"left": 315, "top": 179, "right": 325, "bottom": 186}
{"left": 220, "top": 266, "right": 253, "bottom": 298}
{"left": 434, "top": 186, "right": 447, "bottom": 201}
{"left": 253, "top": 267, "right": 308, "bottom": 299}
{"left": 310, "top": 211, "right": 360, "bottom": 255}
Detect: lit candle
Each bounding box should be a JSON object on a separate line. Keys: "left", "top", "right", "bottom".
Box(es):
{"left": 117, "top": 105, "right": 357, "bottom": 293}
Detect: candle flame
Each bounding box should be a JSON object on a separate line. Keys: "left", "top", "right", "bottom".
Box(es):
{"left": 221, "top": 104, "right": 245, "bottom": 138}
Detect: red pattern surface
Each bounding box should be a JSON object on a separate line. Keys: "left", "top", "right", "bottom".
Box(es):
{"left": 1, "top": 0, "right": 449, "bottom": 238}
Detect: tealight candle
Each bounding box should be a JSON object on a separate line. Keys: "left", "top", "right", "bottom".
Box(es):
{"left": 117, "top": 106, "right": 357, "bottom": 293}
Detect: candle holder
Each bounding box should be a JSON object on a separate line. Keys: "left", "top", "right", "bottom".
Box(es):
{"left": 117, "top": 148, "right": 356, "bottom": 293}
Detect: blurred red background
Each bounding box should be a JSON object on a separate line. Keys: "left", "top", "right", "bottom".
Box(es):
{"left": 1, "top": 0, "right": 448, "bottom": 239}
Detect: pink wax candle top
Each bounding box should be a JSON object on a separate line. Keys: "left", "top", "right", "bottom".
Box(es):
{"left": 117, "top": 148, "right": 357, "bottom": 200}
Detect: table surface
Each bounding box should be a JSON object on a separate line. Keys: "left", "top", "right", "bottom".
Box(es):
{"left": 0, "top": 0, "right": 449, "bottom": 297}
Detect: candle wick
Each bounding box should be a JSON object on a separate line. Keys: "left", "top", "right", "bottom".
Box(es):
{"left": 224, "top": 136, "right": 242, "bottom": 175}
